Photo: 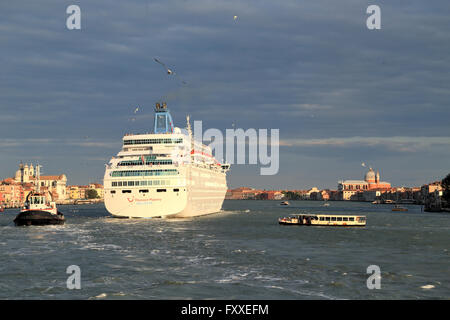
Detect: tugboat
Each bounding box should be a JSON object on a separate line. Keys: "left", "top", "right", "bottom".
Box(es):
{"left": 13, "top": 165, "right": 65, "bottom": 226}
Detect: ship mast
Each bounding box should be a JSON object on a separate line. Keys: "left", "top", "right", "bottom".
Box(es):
{"left": 186, "top": 115, "right": 194, "bottom": 163}
{"left": 186, "top": 115, "right": 192, "bottom": 137}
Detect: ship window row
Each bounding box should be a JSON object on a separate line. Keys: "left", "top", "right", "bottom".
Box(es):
{"left": 117, "top": 159, "right": 173, "bottom": 166}
{"left": 111, "top": 180, "right": 172, "bottom": 187}
{"left": 123, "top": 138, "right": 183, "bottom": 145}
{"left": 111, "top": 169, "right": 178, "bottom": 177}
{"left": 319, "top": 217, "right": 355, "bottom": 221}
{"left": 115, "top": 188, "right": 181, "bottom": 194}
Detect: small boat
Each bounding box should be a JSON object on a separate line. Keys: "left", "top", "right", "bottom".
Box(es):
{"left": 279, "top": 213, "right": 366, "bottom": 227}
{"left": 14, "top": 192, "right": 65, "bottom": 226}
{"left": 323, "top": 202, "right": 330, "bottom": 207}
{"left": 13, "top": 165, "right": 65, "bottom": 226}
{"left": 280, "top": 201, "right": 290, "bottom": 206}
{"left": 392, "top": 205, "right": 408, "bottom": 212}
{"left": 0, "top": 205, "right": 4, "bottom": 213}
{"left": 278, "top": 215, "right": 300, "bottom": 225}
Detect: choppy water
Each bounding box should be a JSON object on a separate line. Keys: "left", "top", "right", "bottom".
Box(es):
{"left": 0, "top": 200, "right": 449, "bottom": 299}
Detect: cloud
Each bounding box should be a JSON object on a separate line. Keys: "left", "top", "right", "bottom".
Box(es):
{"left": 280, "top": 136, "right": 450, "bottom": 153}
{"left": 0, "top": 138, "right": 118, "bottom": 149}
{"left": 0, "top": 0, "right": 449, "bottom": 186}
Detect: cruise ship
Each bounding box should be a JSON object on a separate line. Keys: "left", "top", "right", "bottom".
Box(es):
{"left": 103, "top": 102, "right": 230, "bottom": 218}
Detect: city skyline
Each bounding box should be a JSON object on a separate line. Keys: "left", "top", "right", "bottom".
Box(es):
{"left": 1, "top": 1, "right": 449, "bottom": 189}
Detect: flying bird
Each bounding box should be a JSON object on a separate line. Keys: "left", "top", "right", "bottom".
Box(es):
{"left": 361, "top": 162, "right": 366, "bottom": 167}
{"left": 154, "top": 58, "right": 174, "bottom": 75}
{"left": 154, "top": 57, "right": 188, "bottom": 85}
{"left": 134, "top": 107, "right": 139, "bottom": 113}
{"left": 233, "top": 15, "right": 238, "bottom": 21}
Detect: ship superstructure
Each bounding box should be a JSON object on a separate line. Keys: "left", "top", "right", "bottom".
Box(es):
{"left": 103, "top": 102, "right": 230, "bottom": 218}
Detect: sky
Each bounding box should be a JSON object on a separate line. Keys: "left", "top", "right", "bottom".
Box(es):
{"left": 0, "top": 0, "right": 449, "bottom": 189}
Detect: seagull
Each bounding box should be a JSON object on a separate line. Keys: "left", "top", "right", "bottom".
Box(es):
{"left": 134, "top": 107, "right": 139, "bottom": 113}
{"left": 154, "top": 57, "right": 188, "bottom": 85}
{"left": 154, "top": 58, "right": 174, "bottom": 75}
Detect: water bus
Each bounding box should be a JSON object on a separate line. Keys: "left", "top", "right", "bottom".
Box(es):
{"left": 278, "top": 213, "right": 366, "bottom": 227}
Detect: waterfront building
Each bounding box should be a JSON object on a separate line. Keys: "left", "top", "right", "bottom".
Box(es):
{"left": 12, "top": 163, "right": 68, "bottom": 200}
{"left": 67, "top": 183, "right": 104, "bottom": 200}
{"left": 0, "top": 183, "right": 24, "bottom": 207}
{"left": 338, "top": 168, "right": 391, "bottom": 200}
{"left": 36, "top": 175, "right": 67, "bottom": 200}
{"left": 78, "top": 185, "right": 89, "bottom": 199}
{"left": 68, "top": 186, "right": 80, "bottom": 200}
{"left": 305, "top": 187, "right": 320, "bottom": 200}
{"left": 256, "top": 190, "right": 284, "bottom": 200}
{"left": 68, "top": 185, "right": 88, "bottom": 199}
{"left": 226, "top": 187, "right": 259, "bottom": 199}
{"left": 321, "top": 190, "right": 331, "bottom": 200}
{"left": 421, "top": 182, "right": 443, "bottom": 211}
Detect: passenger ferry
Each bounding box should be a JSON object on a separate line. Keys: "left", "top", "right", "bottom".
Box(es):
{"left": 103, "top": 102, "right": 230, "bottom": 218}
{"left": 278, "top": 213, "right": 366, "bottom": 227}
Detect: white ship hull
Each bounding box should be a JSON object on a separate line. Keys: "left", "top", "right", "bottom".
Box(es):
{"left": 104, "top": 161, "right": 228, "bottom": 219}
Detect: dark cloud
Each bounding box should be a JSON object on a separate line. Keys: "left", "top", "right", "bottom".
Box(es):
{"left": 0, "top": 0, "right": 449, "bottom": 187}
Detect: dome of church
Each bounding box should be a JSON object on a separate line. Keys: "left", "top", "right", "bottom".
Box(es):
{"left": 365, "top": 168, "right": 376, "bottom": 183}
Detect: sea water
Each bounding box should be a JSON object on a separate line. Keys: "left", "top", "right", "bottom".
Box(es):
{"left": 0, "top": 200, "right": 448, "bottom": 299}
